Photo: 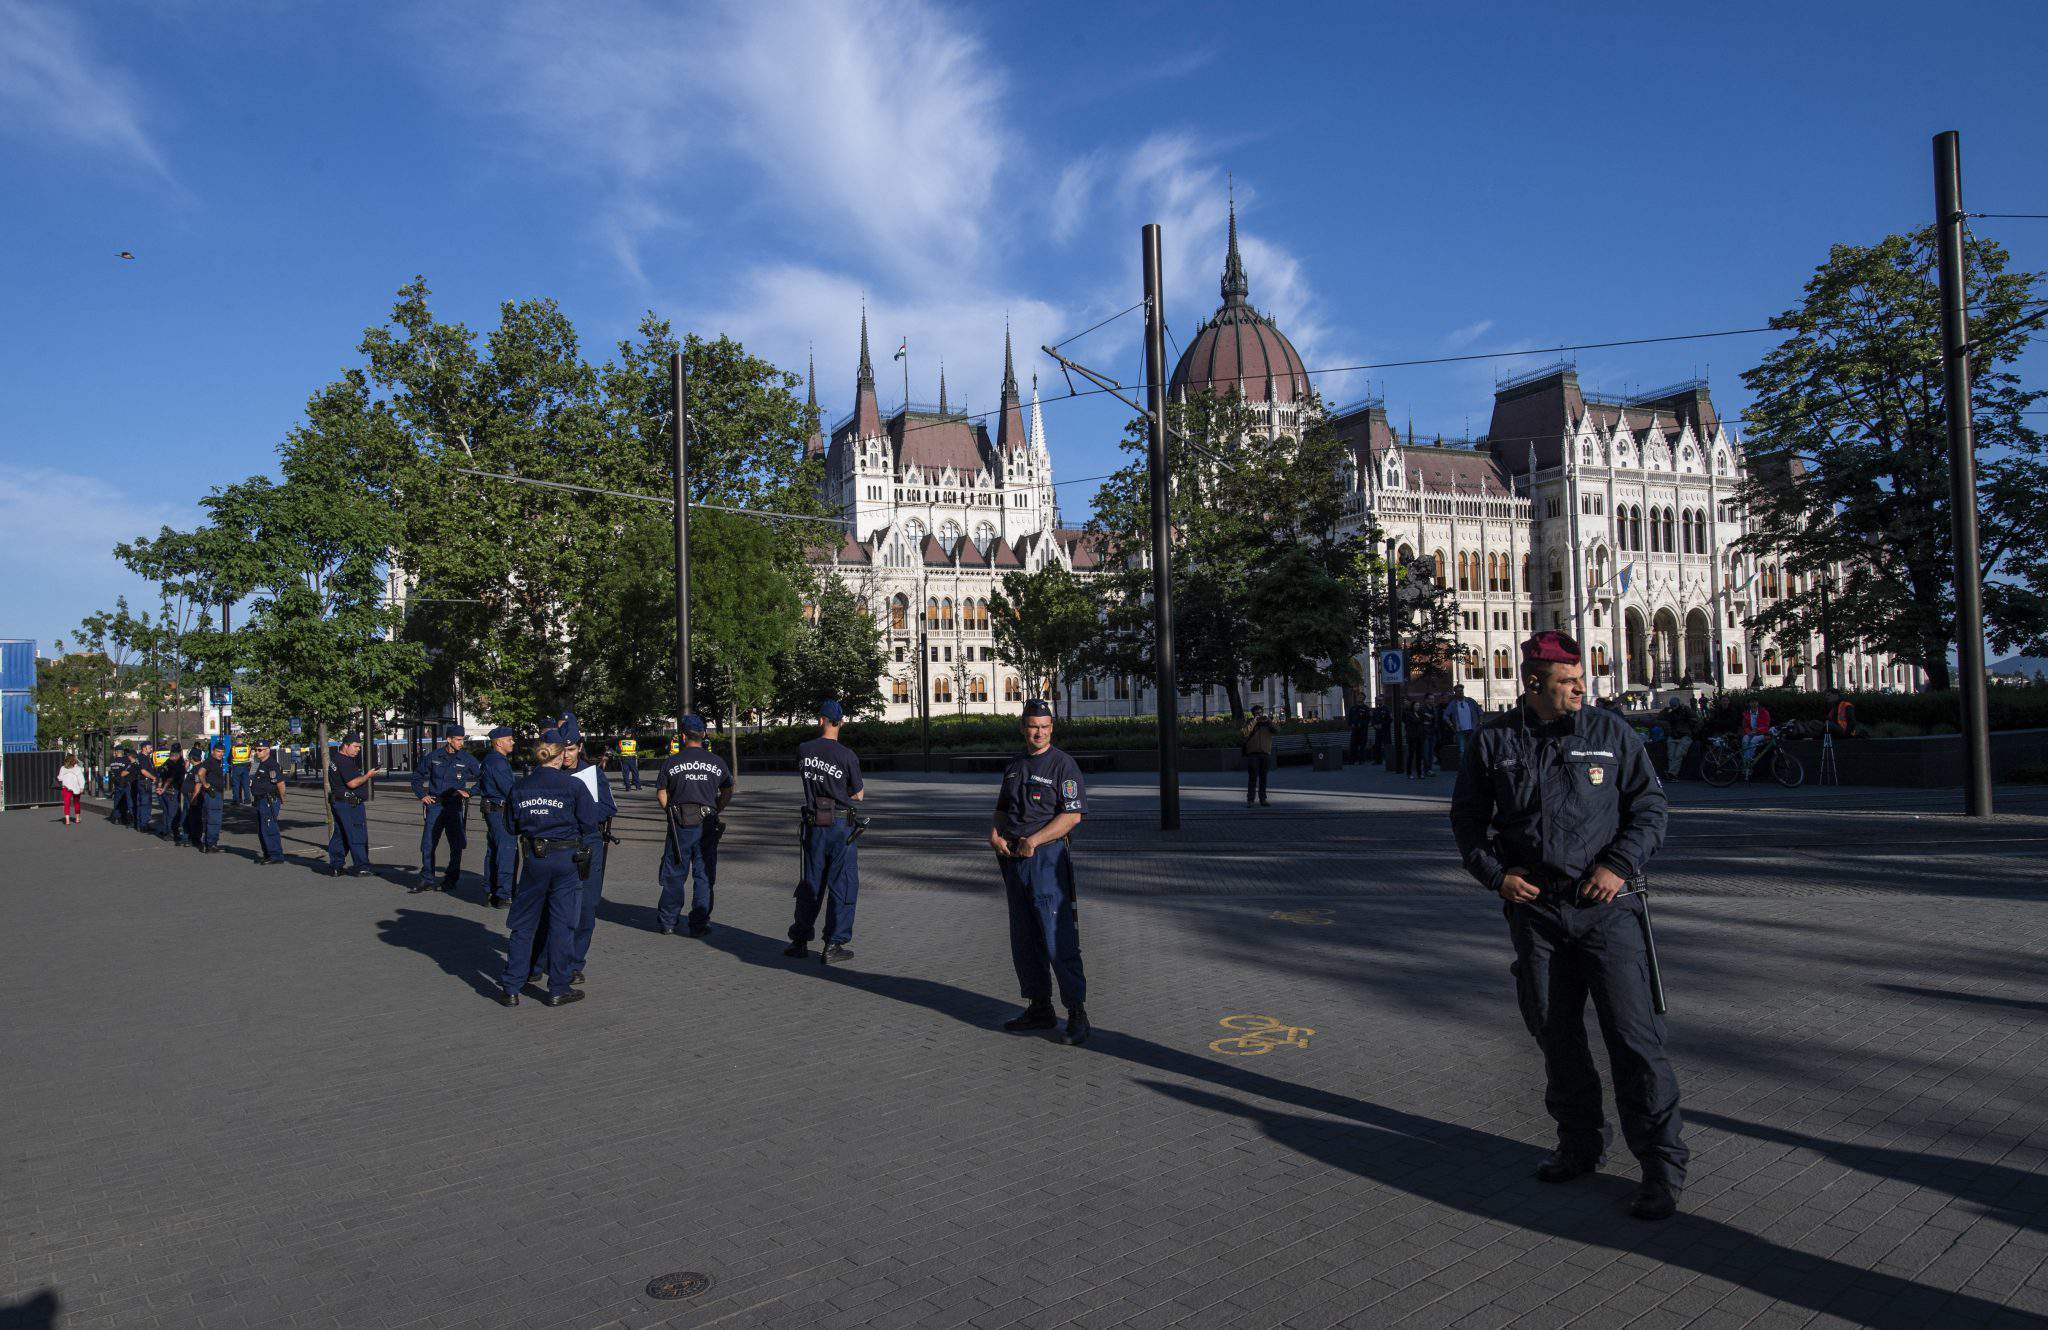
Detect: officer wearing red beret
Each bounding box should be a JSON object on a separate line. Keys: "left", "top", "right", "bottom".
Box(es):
{"left": 1449, "top": 631, "right": 1687, "bottom": 1220}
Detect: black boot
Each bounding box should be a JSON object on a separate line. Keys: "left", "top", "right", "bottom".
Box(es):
{"left": 1062, "top": 1006, "right": 1092, "bottom": 1046}
{"left": 1534, "top": 1149, "right": 1603, "bottom": 1184}
{"left": 821, "top": 944, "right": 854, "bottom": 965}
{"left": 543, "top": 990, "right": 586, "bottom": 1008}
{"left": 1630, "top": 1177, "right": 1680, "bottom": 1221}
{"left": 1002, "top": 1003, "right": 1057, "bottom": 1033}
{"left": 783, "top": 941, "right": 810, "bottom": 959}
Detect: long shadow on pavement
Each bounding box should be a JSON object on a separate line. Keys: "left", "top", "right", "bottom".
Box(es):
{"left": 694, "top": 926, "right": 2022, "bottom": 1329}
{"left": 0, "top": 1291, "right": 58, "bottom": 1330}
{"left": 1874, "top": 982, "right": 2048, "bottom": 1016}
{"left": 374, "top": 907, "right": 506, "bottom": 999}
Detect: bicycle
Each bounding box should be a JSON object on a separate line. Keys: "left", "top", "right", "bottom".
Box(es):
{"left": 1699, "top": 727, "right": 1804, "bottom": 788}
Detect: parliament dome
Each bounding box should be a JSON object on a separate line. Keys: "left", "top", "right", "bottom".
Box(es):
{"left": 1168, "top": 201, "right": 1311, "bottom": 406}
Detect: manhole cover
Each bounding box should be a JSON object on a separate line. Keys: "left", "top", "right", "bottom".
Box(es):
{"left": 646, "top": 1271, "right": 712, "bottom": 1301}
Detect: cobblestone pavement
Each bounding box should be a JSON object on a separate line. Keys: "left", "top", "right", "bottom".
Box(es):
{"left": 4, "top": 765, "right": 2046, "bottom": 1330}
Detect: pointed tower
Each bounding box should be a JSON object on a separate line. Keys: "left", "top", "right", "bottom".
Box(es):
{"left": 1221, "top": 189, "right": 1249, "bottom": 308}
{"left": 938, "top": 362, "right": 948, "bottom": 416}
{"left": 805, "top": 347, "right": 825, "bottom": 459}
{"left": 853, "top": 304, "right": 883, "bottom": 440}
{"left": 995, "top": 321, "right": 1027, "bottom": 456}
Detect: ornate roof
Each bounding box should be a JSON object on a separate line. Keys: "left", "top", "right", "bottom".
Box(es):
{"left": 1168, "top": 198, "right": 1310, "bottom": 406}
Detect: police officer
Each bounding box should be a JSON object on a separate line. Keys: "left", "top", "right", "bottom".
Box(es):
{"left": 181, "top": 744, "right": 210, "bottom": 847}
{"left": 499, "top": 732, "right": 599, "bottom": 1007}
{"left": 616, "top": 735, "right": 640, "bottom": 791}
{"left": 230, "top": 735, "right": 252, "bottom": 806}
{"left": 107, "top": 746, "right": 134, "bottom": 826}
{"left": 785, "top": 699, "right": 864, "bottom": 963}
{"left": 990, "top": 699, "right": 1090, "bottom": 1046}
{"left": 157, "top": 743, "right": 188, "bottom": 845}
{"left": 131, "top": 743, "right": 158, "bottom": 832}
{"left": 193, "top": 740, "right": 226, "bottom": 853}
{"left": 560, "top": 716, "right": 616, "bottom": 986}
{"left": 250, "top": 739, "right": 287, "bottom": 864}
{"left": 478, "top": 725, "right": 520, "bottom": 908}
{"left": 655, "top": 714, "right": 731, "bottom": 938}
{"left": 411, "top": 724, "right": 482, "bottom": 894}
{"left": 1450, "top": 631, "right": 1686, "bottom": 1222}
{"left": 324, "top": 734, "right": 380, "bottom": 877}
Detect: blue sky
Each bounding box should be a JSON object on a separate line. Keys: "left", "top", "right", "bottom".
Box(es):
{"left": 4, "top": 0, "right": 2046, "bottom": 653}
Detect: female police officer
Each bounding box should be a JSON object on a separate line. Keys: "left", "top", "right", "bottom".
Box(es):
{"left": 1449, "top": 631, "right": 1687, "bottom": 1221}
{"left": 499, "top": 734, "right": 600, "bottom": 1008}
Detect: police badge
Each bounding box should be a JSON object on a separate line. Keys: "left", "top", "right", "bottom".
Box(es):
{"left": 1062, "top": 778, "right": 1078, "bottom": 800}
{"left": 1588, "top": 766, "right": 1606, "bottom": 785}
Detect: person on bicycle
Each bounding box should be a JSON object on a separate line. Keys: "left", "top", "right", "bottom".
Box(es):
{"left": 1739, "top": 699, "right": 1772, "bottom": 769}
{"left": 1450, "top": 631, "right": 1687, "bottom": 1221}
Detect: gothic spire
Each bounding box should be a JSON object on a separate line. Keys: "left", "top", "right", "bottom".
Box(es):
{"left": 852, "top": 304, "right": 882, "bottom": 439}
{"left": 1001, "top": 319, "right": 1018, "bottom": 396}
{"left": 857, "top": 302, "right": 874, "bottom": 387}
{"left": 938, "top": 361, "right": 948, "bottom": 416}
{"left": 1029, "top": 372, "right": 1045, "bottom": 455}
{"left": 1221, "top": 181, "right": 1249, "bottom": 307}
{"left": 804, "top": 346, "right": 825, "bottom": 459}
{"left": 806, "top": 347, "right": 817, "bottom": 410}
{"left": 996, "top": 321, "right": 1026, "bottom": 454}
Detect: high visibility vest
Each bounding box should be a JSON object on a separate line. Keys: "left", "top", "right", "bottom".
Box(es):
{"left": 152, "top": 751, "right": 168, "bottom": 767}
{"left": 618, "top": 739, "right": 638, "bottom": 757}
{"left": 231, "top": 745, "right": 251, "bottom": 764}
{"left": 670, "top": 738, "right": 683, "bottom": 755}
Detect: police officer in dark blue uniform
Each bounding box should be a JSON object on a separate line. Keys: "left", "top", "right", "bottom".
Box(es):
{"left": 990, "top": 699, "right": 1091, "bottom": 1046}
{"left": 656, "top": 714, "right": 732, "bottom": 937}
{"left": 1451, "top": 631, "right": 1686, "bottom": 1222}
{"left": 478, "top": 725, "right": 520, "bottom": 908}
{"left": 108, "top": 747, "right": 134, "bottom": 825}
{"left": 411, "top": 724, "right": 482, "bottom": 894}
{"left": 250, "top": 739, "right": 286, "bottom": 864}
{"left": 132, "top": 744, "right": 158, "bottom": 832}
{"left": 194, "top": 741, "right": 227, "bottom": 853}
{"left": 560, "top": 716, "right": 616, "bottom": 986}
{"left": 785, "top": 699, "right": 864, "bottom": 964}
{"left": 157, "top": 744, "right": 187, "bottom": 844}
{"left": 499, "top": 732, "right": 599, "bottom": 1007}
{"left": 324, "top": 734, "right": 379, "bottom": 877}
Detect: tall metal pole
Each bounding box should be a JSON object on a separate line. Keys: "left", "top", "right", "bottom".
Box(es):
{"left": 1142, "top": 223, "right": 1180, "bottom": 831}
{"left": 1819, "top": 571, "right": 1835, "bottom": 692}
{"left": 670, "top": 350, "right": 694, "bottom": 728}
{"left": 1386, "top": 536, "right": 1404, "bottom": 773}
{"left": 918, "top": 622, "right": 932, "bottom": 773}
{"left": 1933, "top": 130, "right": 1993, "bottom": 817}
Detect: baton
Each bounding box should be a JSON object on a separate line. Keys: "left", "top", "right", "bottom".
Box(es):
{"left": 1615, "top": 885, "right": 1668, "bottom": 1015}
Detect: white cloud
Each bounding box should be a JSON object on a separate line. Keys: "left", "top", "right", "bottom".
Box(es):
{"left": 0, "top": 466, "right": 198, "bottom": 649}
{"left": 1050, "top": 153, "right": 1104, "bottom": 246}
{"left": 0, "top": 0, "right": 178, "bottom": 187}
{"left": 1443, "top": 319, "right": 1495, "bottom": 350}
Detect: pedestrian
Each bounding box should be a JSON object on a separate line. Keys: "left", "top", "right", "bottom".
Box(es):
{"left": 58, "top": 752, "right": 86, "bottom": 824}
{"left": 655, "top": 714, "right": 732, "bottom": 937}
{"left": 1449, "top": 630, "right": 1686, "bottom": 1221}
{"left": 1443, "top": 685, "right": 1482, "bottom": 766}
{"left": 181, "top": 745, "right": 209, "bottom": 847}
{"left": 107, "top": 746, "right": 133, "bottom": 825}
{"left": 1421, "top": 696, "right": 1446, "bottom": 775}
{"left": 229, "top": 736, "right": 252, "bottom": 805}
{"left": 249, "top": 739, "right": 286, "bottom": 864}
{"left": 1346, "top": 703, "right": 1369, "bottom": 764}
{"left": 410, "top": 724, "right": 481, "bottom": 894}
{"left": 478, "top": 725, "right": 520, "bottom": 908}
{"left": 1240, "top": 704, "right": 1276, "bottom": 807}
{"left": 786, "top": 699, "right": 864, "bottom": 963}
{"left": 616, "top": 735, "right": 640, "bottom": 791}
{"left": 1662, "top": 698, "right": 1697, "bottom": 778}
{"left": 194, "top": 741, "right": 226, "bottom": 852}
{"left": 1824, "top": 690, "right": 1856, "bottom": 740}
{"left": 1403, "top": 703, "right": 1429, "bottom": 779}
{"left": 559, "top": 715, "right": 616, "bottom": 988}
{"left": 1371, "top": 701, "right": 1391, "bottom": 765}
{"left": 324, "top": 734, "right": 380, "bottom": 877}
{"left": 132, "top": 744, "right": 158, "bottom": 832}
{"left": 157, "top": 743, "right": 188, "bottom": 844}
{"left": 1738, "top": 697, "right": 1772, "bottom": 770}
{"left": 990, "top": 699, "right": 1090, "bottom": 1046}
{"left": 498, "top": 732, "right": 598, "bottom": 1008}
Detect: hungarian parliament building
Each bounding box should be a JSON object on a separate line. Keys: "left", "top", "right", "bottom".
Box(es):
{"left": 809, "top": 206, "right": 1920, "bottom": 721}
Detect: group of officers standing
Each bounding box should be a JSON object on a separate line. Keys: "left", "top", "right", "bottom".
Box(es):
{"left": 82, "top": 630, "right": 1681, "bottom": 1216}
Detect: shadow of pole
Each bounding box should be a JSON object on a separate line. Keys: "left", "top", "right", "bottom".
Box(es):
{"left": 0, "top": 1290, "right": 58, "bottom": 1330}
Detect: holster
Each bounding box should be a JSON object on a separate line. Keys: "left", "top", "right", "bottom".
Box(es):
{"left": 572, "top": 847, "right": 593, "bottom": 880}
{"left": 673, "top": 802, "right": 707, "bottom": 828}
{"left": 808, "top": 799, "right": 840, "bottom": 828}
{"left": 482, "top": 799, "right": 505, "bottom": 814}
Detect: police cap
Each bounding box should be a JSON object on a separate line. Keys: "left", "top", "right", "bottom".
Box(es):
{"left": 1021, "top": 699, "right": 1053, "bottom": 719}
{"left": 680, "top": 713, "right": 708, "bottom": 736}
{"left": 340, "top": 732, "right": 363, "bottom": 746}
{"left": 817, "top": 699, "right": 845, "bottom": 723}
{"left": 556, "top": 711, "right": 582, "bottom": 744}
{"left": 1521, "top": 631, "right": 1581, "bottom": 666}
{"left": 486, "top": 725, "right": 516, "bottom": 740}
{"left": 443, "top": 723, "right": 466, "bottom": 739}
{"left": 253, "top": 738, "right": 272, "bottom": 749}
{"left": 538, "top": 727, "right": 563, "bottom": 744}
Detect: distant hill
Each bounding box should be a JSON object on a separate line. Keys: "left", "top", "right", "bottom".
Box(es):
{"left": 1990, "top": 655, "right": 2048, "bottom": 677}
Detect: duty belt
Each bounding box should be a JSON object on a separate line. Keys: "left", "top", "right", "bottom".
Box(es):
{"left": 805, "top": 798, "right": 841, "bottom": 827}
{"left": 522, "top": 836, "right": 581, "bottom": 856}
{"left": 332, "top": 791, "right": 365, "bottom": 805}
{"left": 482, "top": 799, "right": 505, "bottom": 813}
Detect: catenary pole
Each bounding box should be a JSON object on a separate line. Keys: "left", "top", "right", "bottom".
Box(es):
{"left": 1386, "top": 537, "right": 1404, "bottom": 774}
{"left": 670, "top": 349, "right": 694, "bottom": 728}
{"left": 1142, "top": 224, "right": 1180, "bottom": 831}
{"left": 1932, "top": 130, "right": 1993, "bottom": 817}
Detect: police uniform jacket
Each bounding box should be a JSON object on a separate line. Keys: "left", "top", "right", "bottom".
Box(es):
{"left": 252, "top": 754, "right": 284, "bottom": 798}
{"left": 798, "top": 737, "right": 863, "bottom": 817}
{"left": 200, "top": 753, "right": 225, "bottom": 795}
{"left": 479, "top": 750, "right": 518, "bottom": 806}
{"left": 327, "top": 753, "right": 366, "bottom": 803}
{"left": 570, "top": 759, "right": 617, "bottom": 844}
{"left": 994, "top": 746, "right": 1087, "bottom": 841}
{"left": 1450, "top": 702, "right": 1667, "bottom": 894}
{"left": 412, "top": 746, "right": 482, "bottom": 800}
{"left": 660, "top": 748, "right": 732, "bottom": 811}
{"left": 506, "top": 766, "right": 601, "bottom": 844}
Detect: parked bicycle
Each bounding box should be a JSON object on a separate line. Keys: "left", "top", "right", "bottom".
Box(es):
{"left": 1699, "top": 726, "right": 1805, "bottom": 788}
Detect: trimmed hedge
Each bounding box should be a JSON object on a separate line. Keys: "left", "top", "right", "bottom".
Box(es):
{"left": 720, "top": 710, "right": 1346, "bottom": 758}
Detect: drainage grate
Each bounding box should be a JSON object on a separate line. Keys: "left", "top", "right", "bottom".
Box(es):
{"left": 645, "top": 1271, "right": 712, "bottom": 1301}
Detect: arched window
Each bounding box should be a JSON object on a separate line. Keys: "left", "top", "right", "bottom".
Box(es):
{"left": 1465, "top": 650, "right": 1484, "bottom": 680}
{"left": 1433, "top": 549, "right": 1446, "bottom": 581}
{"left": 1457, "top": 552, "right": 1471, "bottom": 591}
{"left": 1493, "top": 648, "right": 1513, "bottom": 679}
{"left": 940, "top": 597, "right": 954, "bottom": 629}
{"left": 978, "top": 599, "right": 990, "bottom": 630}
{"left": 973, "top": 520, "right": 997, "bottom": 555}
{"left": 1521, "top": 554, "right": 1531, "bottom": 592}
{"left": 926, "top": 597, "right": 940, "bottom": 629}
{"left": 1628, "top": 506, "right": 1644, "bottom": 551}
{"left": 891, "top": 676, "right": 911, "bottom": 704}
{"left": 968, "top": 676, "right": 989, "bottom": 703}
{"left": 1003, "top": 675, "right": 1022, "bottom": 702}
{"left": 904, "top": 517, "right": 927, "bottom": 547}
{"left": 1662, "top": 508, "right": 1677, "bottom": 553}
{"left": 890, "top": 594, "right": 908, "bottom": 631}
{"left": 1648, "top": 508, "right": 1662, "bottom": 553}
{"left": 1396, "top": 543, "right": 1415, "bottom": 568}
{"left": 938, "top": 519, "right": 962, "bottom": 552}
{"left": 933, "top": 676, "right": 952, "bottom": 703}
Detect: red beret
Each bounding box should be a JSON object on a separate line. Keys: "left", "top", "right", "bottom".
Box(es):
{"left": 1521, "top": 631, "right": 1581, "bottom": 665}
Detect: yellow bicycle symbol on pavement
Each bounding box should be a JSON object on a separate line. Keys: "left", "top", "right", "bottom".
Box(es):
{"left": 1269, "top": 906, "right": 1334, "bottom": 926}
{"left": 1208, "top": 1014, "right": 1315, "bottom": 1057}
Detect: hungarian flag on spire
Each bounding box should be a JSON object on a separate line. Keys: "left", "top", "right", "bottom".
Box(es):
{"left": 893, "top": 338, "right": 907, "bottom": 362}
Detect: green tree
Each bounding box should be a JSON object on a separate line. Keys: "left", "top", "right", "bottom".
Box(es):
{"left": 1085, "top": 389, "right": 1365, "bottom": 719}
{"left": 1736, "top": 227, "right": 2045, "bottom": 689}
{"left": 771, "top": 575, "right": 888, "bottom": 721}
{"left": 34, "top": 645, "right": 119, "bottom": 752}
{"left": 989, "top": 565, "right": 1097, "bottom": 717}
